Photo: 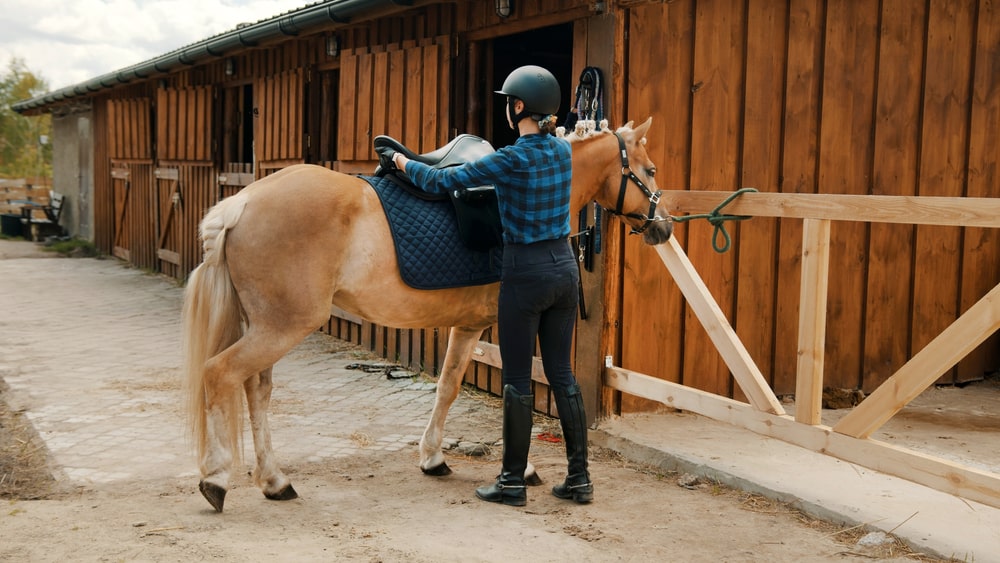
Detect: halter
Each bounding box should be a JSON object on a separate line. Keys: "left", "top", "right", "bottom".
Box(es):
{"left": 609, "top": 132, "right": 667, "bottom": 235}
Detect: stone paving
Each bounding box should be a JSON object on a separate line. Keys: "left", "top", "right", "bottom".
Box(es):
{"left": 3, "top": 241, "right": 998, "bottom": 559}
{"left": 0, "top": 247, "right": 472, "bottom": 487}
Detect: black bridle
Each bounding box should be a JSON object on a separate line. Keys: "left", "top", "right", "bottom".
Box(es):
{"left": 608, "top": 132, "right": 669, "bottom": 235}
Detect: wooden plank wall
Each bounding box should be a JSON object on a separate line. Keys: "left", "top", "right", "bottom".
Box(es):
{"left": 106, "top": 98, "right": 152, "bottom": 161}
{"left": 156, "top": 87, "right": 213, "bottom": 162}
{"left": 255, "top": 69, "right": 305, "bottom": 174}
{"left": 620, "top": 0, "right": 1000, "bottom": 406}
{"left": 84, "top": 4, "right": 465, "bottom": 380}
{"left": 337, "top": 36, "right": 451, "bottom": 170}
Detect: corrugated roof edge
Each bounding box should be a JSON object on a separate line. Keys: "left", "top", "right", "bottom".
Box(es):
{"left": 11, "top": 0, "right": 414, "bottom": 114}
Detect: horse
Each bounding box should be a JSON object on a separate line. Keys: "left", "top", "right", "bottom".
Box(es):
{"left": 183, "top": 117, "right": 673, "bottom": 512}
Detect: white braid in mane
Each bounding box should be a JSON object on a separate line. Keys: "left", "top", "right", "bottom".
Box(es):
{"left": 556, "top": 118, "right": 649, "bottom": 148}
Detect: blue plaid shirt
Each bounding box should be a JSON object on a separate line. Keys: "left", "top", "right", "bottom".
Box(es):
{"left": 406, "top": 133, "right": 572, "bottom": 245}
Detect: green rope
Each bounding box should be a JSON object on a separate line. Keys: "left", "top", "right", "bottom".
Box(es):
{"left": 670, "top": 187, "right": 758, "bottom": 253}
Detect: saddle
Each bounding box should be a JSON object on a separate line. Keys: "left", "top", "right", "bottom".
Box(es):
{"left": 373, "top": 134, "right": 503, "bottom": 251}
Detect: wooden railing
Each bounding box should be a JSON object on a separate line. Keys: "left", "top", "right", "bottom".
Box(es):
{"left": 601, "top": 191, "right": 1000, "bottom": 509}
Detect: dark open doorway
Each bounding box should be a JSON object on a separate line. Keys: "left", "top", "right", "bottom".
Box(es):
{"left": 487, "top": 23, "right": 574, "bottom": 148}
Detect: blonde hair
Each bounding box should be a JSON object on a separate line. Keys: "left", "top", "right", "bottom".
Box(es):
{"left": 538, "top": 114, "right": 559, "bottom": 135}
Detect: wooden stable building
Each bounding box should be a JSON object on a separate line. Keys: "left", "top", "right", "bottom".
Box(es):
{"left": 14, "top": 0, "right": 1000, "bottom": 508}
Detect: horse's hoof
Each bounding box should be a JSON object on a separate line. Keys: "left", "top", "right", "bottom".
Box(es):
{"left": 421, "top": 462, "right": 453, "bottom": 476}
{"left": 525, "top": 471, "right": 542, "bottom": 486}
{"left": 264, "top": 484, "right": 299, "bottom": 501}
{"left": 199, "top": 480, "right": 227, "bottom": 512}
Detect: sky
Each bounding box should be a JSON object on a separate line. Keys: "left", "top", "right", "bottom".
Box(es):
{"left": 1, "top": 0, "right": 312, "bottom": 93}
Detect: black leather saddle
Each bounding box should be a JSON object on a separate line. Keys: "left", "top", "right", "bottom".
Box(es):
{"left": 373, "top": 134, "right": 496, "bottom": 187}
{"left": 372, "top": 134, "right": 503, "bottom": 251}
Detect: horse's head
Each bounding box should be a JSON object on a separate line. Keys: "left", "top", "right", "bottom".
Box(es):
{"left": 567, "top": 117, "right": 673, "bottom": 245}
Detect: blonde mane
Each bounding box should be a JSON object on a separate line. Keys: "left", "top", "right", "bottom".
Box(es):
{"left": 557, "top": 119, "right": 648, "bottom": 146}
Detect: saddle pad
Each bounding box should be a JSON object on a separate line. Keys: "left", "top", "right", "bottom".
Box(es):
{"left": 363, "top": 175, "right": 501, "bottom": 290}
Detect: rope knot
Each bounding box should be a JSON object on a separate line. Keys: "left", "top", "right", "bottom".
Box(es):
{"left": 672, "top": 187, "right": 758, "bottom": 253}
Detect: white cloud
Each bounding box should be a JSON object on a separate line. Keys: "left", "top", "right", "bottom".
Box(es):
{"left": 0, "top": 0, "right": 309, "bottom": 91}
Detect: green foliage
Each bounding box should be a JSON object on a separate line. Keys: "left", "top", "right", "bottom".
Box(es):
{"left": 44, "top": 238, "right": 100, "bottom": 258}
{"left": 0, "top": 58, "right": 51, "bottom": 179}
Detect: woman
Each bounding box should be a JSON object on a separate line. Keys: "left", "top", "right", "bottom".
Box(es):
{"left": 377, "top": 65, "right": 593, "bottom": 507}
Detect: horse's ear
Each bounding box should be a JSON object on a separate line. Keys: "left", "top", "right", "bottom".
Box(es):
{"left": 623, "top": 120, "right": 635, "bottom": 130}
{"left": 634, "top": 117, "right": 653, "bottom": 139}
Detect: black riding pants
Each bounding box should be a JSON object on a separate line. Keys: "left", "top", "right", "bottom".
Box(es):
{"left": 497, "top": 238, "right": 580, "bottom": 396}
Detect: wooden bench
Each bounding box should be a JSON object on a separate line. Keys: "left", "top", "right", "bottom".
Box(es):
{"left": 21, "top": 191, "right": 65, "bottom": 241}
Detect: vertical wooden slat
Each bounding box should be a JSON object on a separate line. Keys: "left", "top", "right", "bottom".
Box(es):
{"left": 436, "top": 37, "right": 450, "bottom": 145}
{"left": 293, "top": 69, "right": 303, "bottom": 159}
{"left": 796, "top": 218, "right": 831, "bottom": 425}
{"left": 773, "top": 0, "right": 823, "bottom": 396}
{"left": 106, "top": 100, "right": 118, "bottom": 159}
{"left": 183, "top": 90, "right": 195, "bottom": 160}
{"left": 267, "top": 76, "right": 277, "bottom": 161}
{"left": 372, "top": 51, "right": 390, "bottom": 142}
{"left": 912, "top": 0, "right": 976, "bottom": 384}
{"left": 355, "top": 51, "right": 374, "bottom": 159}
{"left": 403, "top": 41, "right": 423, "bottom": 149}
{"left": 685, "top": 0, "right": 745, "bottom": 396}
{"left": 421, "top": 43, "right": 439, "bottom": 151}
{"left": 734, "top": 0, "right": 787, "bottom": 399}
{"left": 621, "top": 0, "right": 691, "bottom": 412}
{"left": 960, "top": 0, "right": 1000, "bottom": 380}
{"left": 864, "top": 0, "right": 925, "bottom": 389}
{"left": 388, "top": 49, "right": 406, "bottom": 140}
{"left": 156, "top": 91, "right": 167, "bottom": 161}
{"left": 122, "top": 101, "right": 134, "bottom": 159}
{"left": 817, "top": 0, "right": 878, "bottom": 389}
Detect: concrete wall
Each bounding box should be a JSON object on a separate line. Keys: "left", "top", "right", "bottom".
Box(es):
{"left": 51, "top": 109, "right": 94, "bottom": 240}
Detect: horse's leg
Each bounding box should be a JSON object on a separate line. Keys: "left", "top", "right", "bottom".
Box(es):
{"left": 200, "top": 327, "right": 313, "bottom": 511}
{"left": 419, "top": 326, "right": 541, "bottom": 483}
{"left": 244, "top": 367, "right": 298, "bottom": 501}
{"left": 419, "top": 326, "right": 483, "bottom": 475}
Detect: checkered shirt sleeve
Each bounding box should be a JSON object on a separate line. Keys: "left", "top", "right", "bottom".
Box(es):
{"left": 406, "top": 134, "right": 573, "bottom": 245}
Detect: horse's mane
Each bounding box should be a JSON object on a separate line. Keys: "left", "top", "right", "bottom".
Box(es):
{"left": 556, "top": 119, "right": 648, "bottom": 146}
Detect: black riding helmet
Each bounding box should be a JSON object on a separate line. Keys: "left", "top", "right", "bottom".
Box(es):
{"left": 495, "top": 65, "right": 561, "bottom": 128}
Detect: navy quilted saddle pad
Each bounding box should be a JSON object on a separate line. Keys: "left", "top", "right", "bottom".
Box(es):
{"left": 362, "top": 175, "right": 501, "bottom": 290}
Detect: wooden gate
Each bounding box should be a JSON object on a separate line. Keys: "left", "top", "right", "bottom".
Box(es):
{"left": 106, "top": 97, "right": 153, "bottom": 266}
{"left": 154, "top": 167, "right": 182, "bottom": 279}
{"left": 109, "top": 162, "right": 155, "bottom": 268}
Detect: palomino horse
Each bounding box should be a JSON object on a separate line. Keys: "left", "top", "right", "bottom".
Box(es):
{"left": 183, "top": 117, "right": 672, "bottom": 512}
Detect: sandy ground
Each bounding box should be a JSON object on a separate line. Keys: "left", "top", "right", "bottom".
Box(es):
{"left": 0, "top": 239, "right": 947, "bottom": 561}
{"left": 0, "top": 397, "right": 930, "bottom": 563}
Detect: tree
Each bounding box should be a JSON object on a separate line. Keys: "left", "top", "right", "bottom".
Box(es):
{"left": 0, "top": 58, "right": 51, "bottom": 179}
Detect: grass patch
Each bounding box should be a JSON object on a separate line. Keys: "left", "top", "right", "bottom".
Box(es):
{"left": 43, "top": 238, "right": 100, "bottom": 257}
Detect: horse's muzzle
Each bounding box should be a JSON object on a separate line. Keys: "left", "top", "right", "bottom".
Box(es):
{"left": 642, "top": 217, "right": 673, "bottom": 245}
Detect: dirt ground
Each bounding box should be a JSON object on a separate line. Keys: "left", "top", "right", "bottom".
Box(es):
{"left": 0, "top": 383, "right": 943, "bottom": 563}
{"left": 0, "top": 239, "right": 957, "bottom": 561}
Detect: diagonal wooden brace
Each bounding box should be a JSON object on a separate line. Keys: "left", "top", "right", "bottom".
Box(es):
{"left": 653, "top": 237, "right": 785, "bottom": 415}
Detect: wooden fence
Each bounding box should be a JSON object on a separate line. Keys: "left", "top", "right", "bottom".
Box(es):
{"left": 596, "top": 190, "right": 1000, "bottom": 510}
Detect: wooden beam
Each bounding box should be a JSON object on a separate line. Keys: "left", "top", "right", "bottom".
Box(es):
{"left": 795, "top": 219, "right": 830, "bottom": 424}
{"left": 833, "top": 282, "right": 1000, "bottom": 439}
{"left": 662, "top": 191, "right": 1000, "bottom": 228}
{"left": 604, "top": 365, "right": 1000, "bottom": 510}
{"left": 653, "top": 237, "right": 785, "bottom": 415}
{"left": 472, "top": 341, "right": 547, "bottom": 385}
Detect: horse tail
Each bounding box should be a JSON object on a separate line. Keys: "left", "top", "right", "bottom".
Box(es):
{"left": 182, "top": 193, "right": 249, "bottom": 468}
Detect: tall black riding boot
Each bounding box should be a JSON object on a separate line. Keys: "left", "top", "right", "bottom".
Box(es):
{"left": 475, "top": 385, "right": 533, "bottom": 507}
{"left": 552, "top": 383, "right": 593, "bottom": 503}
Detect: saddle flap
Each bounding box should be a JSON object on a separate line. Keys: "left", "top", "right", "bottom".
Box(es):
{"left": 371, "top": 134, "right": 504, "bottom": 251}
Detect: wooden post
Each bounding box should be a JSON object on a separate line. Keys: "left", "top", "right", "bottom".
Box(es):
{"left": 795, "top": 219, "right": 831, "bottom": 424}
